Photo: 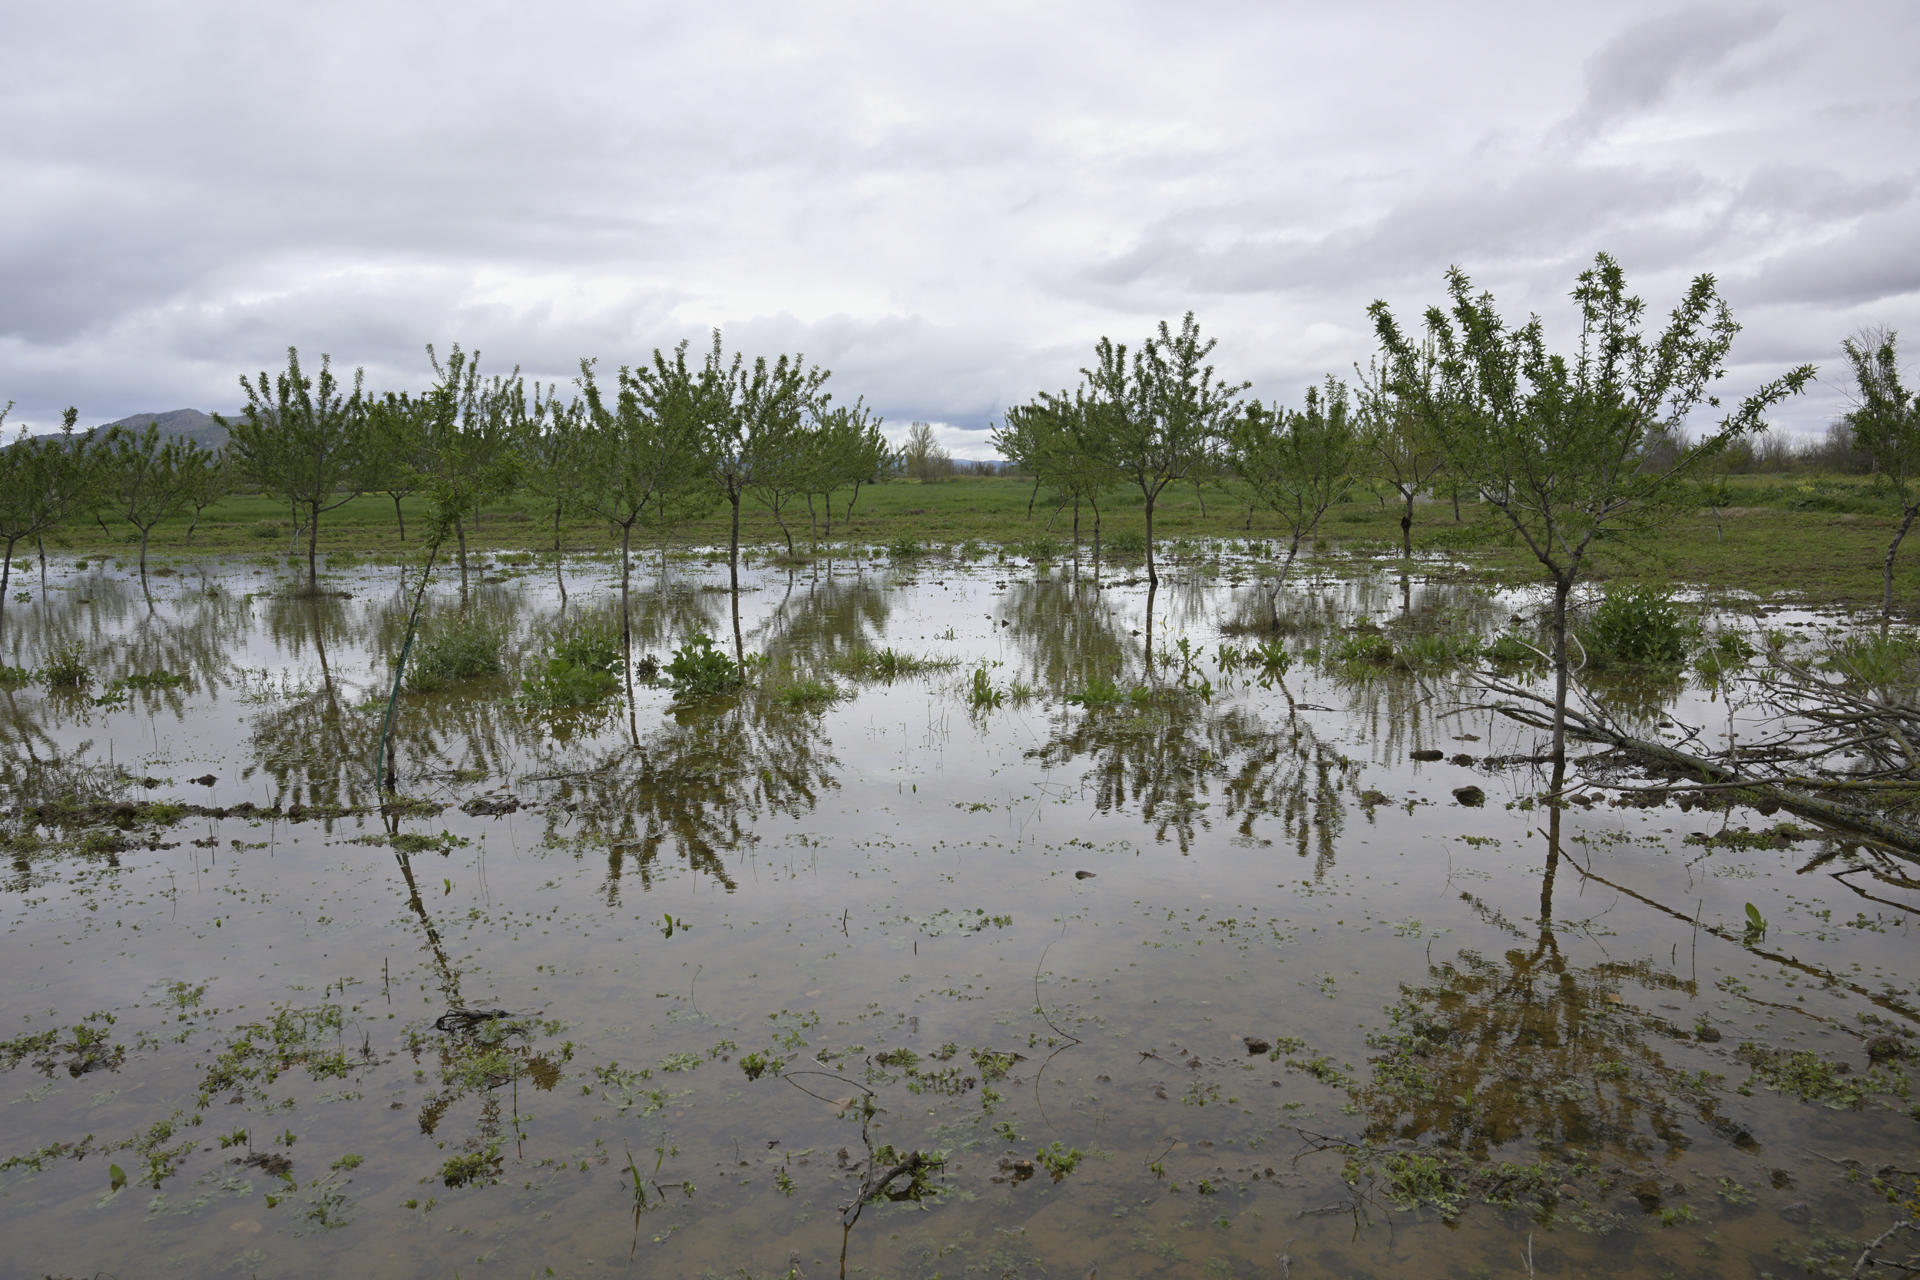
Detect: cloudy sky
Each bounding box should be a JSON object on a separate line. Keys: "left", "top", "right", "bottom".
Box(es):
{"left": 4, "top": 1, "right": 1916, "bottom": 457}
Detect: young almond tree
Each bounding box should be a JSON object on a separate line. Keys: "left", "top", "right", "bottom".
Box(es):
{"left": 1370, "top": 252, "right": 1814, "bottom": 763}
{"left": 701, "top": 333, "right": 829, "bottom": 661}
{"left": 1839, "top": 328, "right": 1920, "bottom": 620}
{"left": 1084, "top": 312, "right": 1249, "bottom": 587}
{"left": 219, "top": 348, "right": 367, "bottom": 594}
{"left": 1227, "top": 376, "right": 1361, "bottom": 627}
{"left": 992, "top": 388, "right": 1118, "bottom": 560}
{"left": 1356, "top": 346, "right": 1449, "bottom": 560}
{"left": 0, "top": 406, "right": 100, "bottom": 631}
{"left": 99, "top": 422, "right": 222, "bottom": 596}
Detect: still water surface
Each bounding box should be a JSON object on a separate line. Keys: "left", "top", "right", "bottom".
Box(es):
{"left": 0, "top": 548, "right": 1914, "bottom": 1278}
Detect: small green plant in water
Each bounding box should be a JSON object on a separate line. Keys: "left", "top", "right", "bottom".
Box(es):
{"left": 1578, "top": 581, "right": 1698, "bottom": 667}
{"left": 1742, "top": 902, "right": 1767, "bottom": 944}
{"left": 39, "top": 642, "right": 91, "bottom": 690}
{"left": 522, "top": 614, "right": 623, "bottom": 709}
{"left": 968, "top": 666, "right": 1002, "bottom": 711}
{"left": 665, "top": 634, "right": 744, "bottom": 702}
{"left": 1034, "top": 1141, "right": 1082, "bottom": 1181}
{"left": 405, "top": 613, "right": 506, "bottom": 693}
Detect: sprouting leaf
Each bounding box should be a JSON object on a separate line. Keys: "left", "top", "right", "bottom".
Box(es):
{"left": 108, "top": 1163, "right": 127, "bottom": 1191}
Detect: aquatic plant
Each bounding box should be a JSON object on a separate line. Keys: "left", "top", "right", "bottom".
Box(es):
{"left": 38, "top": 643, "right": 91, "bottom": 690}
{"left": 665, "top": 633, "right": 744, "bottom": 702}
{"left": 1578, "top": 582, "right": 1698, "bottom": 667}
{"left": 404, "top": 612, "right": 507, "bottom": 693}
{"left": 521, "top": 613, "right": 623, "bottom": 708}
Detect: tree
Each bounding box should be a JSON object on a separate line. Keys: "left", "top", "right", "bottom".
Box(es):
{"left": 219, "top": 348, "right": 367, "bottom": 593}
{"left": 1370, "top": 252, "right": 1814, "bottom": 763}
{"left": 992, "top": 389, "right": 1118, "bottom": 559}
{"left": 362, "top": 392, "right": 431, "bottom": 541}
{"left": 803, "top": 397, "right": 888, "bottom": 543}
{"left": 0, "top": 406, "right": 99, "bottom": 631}
{"left": 1839, "top": 327, "right": 1920, "bottom": 620}
{"left": 701, "top": 333, "right": 829, "bottom": 662}
{"left": 1083, "top": 312, "right": 1249, "bottom": 587}
{"left": 577, "top": 343, "right": 719, "bottom": 623}
{"left": 1356, "top": 347, "right": 1449, "bottom": 559}
{"left": 1227, "top": 376, "right": 1361, "bottom": 626}
{"left": 899, "top": 422, "right": 951, "bottom": 483}
{"left": 516, "top": 384, "right": 588, "bottom": 604}
{"left": 412, "top": 344, "right": 528, "bottom": 594}
{"left": 99, "top": 422, "right": 222, "bottom": 596}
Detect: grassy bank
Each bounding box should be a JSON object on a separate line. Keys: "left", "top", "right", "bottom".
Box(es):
{"left": 20, "top": 472, "right": 1918, "bottom": 612}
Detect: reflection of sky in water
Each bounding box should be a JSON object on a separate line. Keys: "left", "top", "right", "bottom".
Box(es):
{"left": 0, "top": 552, "right": 1913, "bottom": 1280}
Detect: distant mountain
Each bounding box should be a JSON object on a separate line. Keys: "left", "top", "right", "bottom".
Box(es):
{"left": 95, "top": 409, "right": 230, "bottom": 453}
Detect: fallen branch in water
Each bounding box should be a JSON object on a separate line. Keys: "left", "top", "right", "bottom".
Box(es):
{"left": 1474, "top": 676, "right": 1920, "bottom": 862}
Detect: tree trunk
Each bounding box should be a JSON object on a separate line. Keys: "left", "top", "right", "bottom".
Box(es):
{"left": 306, "top": 499, "right": 321, "bottom": 592}
{"left": 1550, "top": 574, "right": 1573, "bottom": 766}
{"left": 454, "top": 517, "right": 469, "bottom": 599}
{"left": 1883, "top": 507, "right": 1917, "bottom": 621}
{"left": 393, "top": 494, "right": 407, "bottom": 541}
{"left": 1401, "top": 490, "right": 1415, "bottom": 559}
{"left": 0, "top": 541, "right": 13, "bottom": 632}
{"left": 138, "top": 525, "right": 154, "bottom": 603}
{"left": 1144, "top": 494, "right": 1158, "bottom": 588}
{"left": 553, "top": 503, "right": 567, "bottom": 608}
{"left": 728, "top": 492, "right": 744, "bottom": 665}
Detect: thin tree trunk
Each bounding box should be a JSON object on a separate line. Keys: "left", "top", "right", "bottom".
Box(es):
{"left": 0, "top": 543, "right": 13, "bottom": 632}
{"left": 728, "top": 492, "right": 744, "bottom": 665}
{"left": 307, "top": 499, "right": 321, "bottom": 592}
{"left": 553, "top": 503, "right": 567, "bottom": 608}
{"left": 393, "top": 494, "right": 407, "bottom": 541}
{"left": 1144, "top": 494, "right": 1158, "bottom": 588}
{"left": 1550, "top": 574, "right": 1572, "bottom": 766}
{"left": 1401, "top": 490, "right": 1415, "bottom": 559}
{"left": 1883, "top": 507, "right": 1917, "bottom": 621}
{"left": 138, "top": 526, "right": 154, "bottom": 605}
{"left": 455, "top": 518, "right": 469, "bottom": 600}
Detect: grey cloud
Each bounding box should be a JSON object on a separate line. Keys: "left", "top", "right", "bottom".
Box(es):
{"left": 1564, "top": 5, "right": 1784, "bottom": 138}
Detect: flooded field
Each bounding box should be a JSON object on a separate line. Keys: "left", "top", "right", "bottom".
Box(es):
{"left": 1, "top": 545, "right": 1915, "bottom": 1279}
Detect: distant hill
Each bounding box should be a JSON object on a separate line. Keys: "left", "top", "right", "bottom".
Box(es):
{"left": 95, "top": 409, "right": 230, "bottom": 453}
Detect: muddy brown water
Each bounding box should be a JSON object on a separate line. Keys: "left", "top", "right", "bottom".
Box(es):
{"left": 0, "top": 549, "right": 1914, "bottom": 1279}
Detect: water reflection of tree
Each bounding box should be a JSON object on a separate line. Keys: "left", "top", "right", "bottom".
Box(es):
{"left": 1031, "top": 696, "right": 1350, "bottom": 862}
{"left": 1355, "top": 803, "right": 1751, "bottom": 1169}
{"left": 997, "top": 577, "right": 1137, "bottom": 691}
{"left": 542, "top": 687, "right": 840, "bottom": 899}
{"left": 249, "top": 595, "right": 376, "bottom": 810}
{"left": 750, "top": 571, "right": 890, "bottom": 671}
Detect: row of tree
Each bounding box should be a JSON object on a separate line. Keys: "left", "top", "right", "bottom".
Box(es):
{"left": 993, "top": 253, "right": 1901, "bottom": 763}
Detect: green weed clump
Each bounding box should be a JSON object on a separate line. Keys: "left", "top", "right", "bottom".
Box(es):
{"left": 38, "top": 643, "right": 91, "bottom": 690}
{"left": 773, "top": 676, "right": 840, "bottom": 710}
{"left": 1578, "top": 582, "right": 1698, "bottom": 667}
{"left": 830, "top": 647, "right": 952, "bottom": 681}
{"left": 665, "top": 634, "right": 744, "bottom": 702}
{"left": 521, "top": 614, "right": 623, "bottom": 708}
{"left": 405, "top": 613, "right": 507, "bottom": 693}
{"left": 1484, "top": 632, "right": 1547, "bottom": 668}
{"left": 887, "top": 536, "right": 925, "bottom": 560}
{"left": 1104, "top": 531, "right": 1146, "bottom": 559}
{"left": 0, "top": 665, "right": 29, "bottom": 689}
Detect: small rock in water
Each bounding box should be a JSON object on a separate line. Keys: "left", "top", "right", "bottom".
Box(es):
{"left": 1244, "top": 1037, "right": 1271, "bottom": 1056}
{"left": 1452, "top": 785, "right": 1486, "bottom": 807}
{"left": 1410, "top": 749, "right": 1443, "bottom": 762}
{"left": 191, "top": 774, "right": 218, "bottom": 787}
{"left": 1074, "top": 869, "right": 1096, "bottom": 879}
{"left": 1449, "top": 753, "right": 1475, "bottom": 767}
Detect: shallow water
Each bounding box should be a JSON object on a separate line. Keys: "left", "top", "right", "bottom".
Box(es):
{"left": 1, "top": 548, "right": 1915, "bottom": 1279}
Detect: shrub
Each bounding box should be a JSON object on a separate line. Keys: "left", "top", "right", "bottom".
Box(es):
{"left": 405, "top": 613, "right": 506, "bottom": 693}
{"left": 39, "top": 643, "right": 91, "bottom": 690}
{"left": 887, "top": 536, "right": 924, "bottom": 560}
{"left": 665, "top": 634, "right": 744, "bottom": 702}
{"left": 521, "top": 614, "right": 623, "bottom": 709}
{"left": 1578, "top": 582, "right": 1697, "bottom": 667}
{"left": 1332, "top": 632, "right": 1394, "bottom": 664}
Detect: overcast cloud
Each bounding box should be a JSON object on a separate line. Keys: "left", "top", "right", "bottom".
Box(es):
{"left": 3, "top": 0, "right": 1916, "bottom": 456}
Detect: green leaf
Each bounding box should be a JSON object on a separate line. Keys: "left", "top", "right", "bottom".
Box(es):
{"left": 108, "top": 1163, "right": 127, "bottom": 1191}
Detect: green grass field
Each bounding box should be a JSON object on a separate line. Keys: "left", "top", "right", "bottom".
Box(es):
{"left": 20, "top": 471, "right": 1917, "bottom": 611}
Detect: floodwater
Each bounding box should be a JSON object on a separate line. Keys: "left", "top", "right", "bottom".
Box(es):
{"left": 0, "top": 545, "right": 1914, "bottom": 1280}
